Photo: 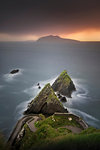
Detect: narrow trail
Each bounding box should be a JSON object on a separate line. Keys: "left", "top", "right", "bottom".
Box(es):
{"left": 26, "top": 116, "right": 39, "bottom": 132}
{"left": 8, "top": 115, "right": 39, "bottom": 145}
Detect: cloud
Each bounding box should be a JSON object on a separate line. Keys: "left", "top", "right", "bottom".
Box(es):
{"left": 0, "top": 0, "right": 100, "bottom": 36}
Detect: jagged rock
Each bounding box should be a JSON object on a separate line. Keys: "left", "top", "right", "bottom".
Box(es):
{"left": 24, "top": 83, "right": 67, "bottom": 115}
{"left": 37, "top": 83, "right": 40, "bottom": 86}
{"left": 57, "top": 92, "right": 62, "bottom": 99}
{"left": 38, "top": 86, "right": 41, "bottom": 89}
{"left": 52, "top": 70, "right": 76, "bottom": 97}
{"left": 10, "top": 69, "right": 19, "bottom": 74}
{"left": 60, "top": 97, "right": 67, "bottom": 102}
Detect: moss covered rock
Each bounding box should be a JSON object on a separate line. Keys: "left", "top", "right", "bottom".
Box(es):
{"left": 52, "top": 70, "right": 76, "bottom": 97}
{"left": 24, "top": 83, "right": 67, "bottom": 115}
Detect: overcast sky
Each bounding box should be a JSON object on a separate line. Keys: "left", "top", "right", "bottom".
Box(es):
{"left": 0, "top": 0, "right": 100, "bottom": 41}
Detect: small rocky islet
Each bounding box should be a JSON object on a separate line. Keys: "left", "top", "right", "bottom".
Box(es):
{"left": 8, "top": 70, "right": 90, "bottom": 149}
{"left": 10, "top": 69, "right": 19, "bottom": 74}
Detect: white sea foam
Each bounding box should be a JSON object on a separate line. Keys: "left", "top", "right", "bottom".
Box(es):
{"left": 71, "top": 78, "right": 89, "bottom": 101}
{"left": 67, "top": 107, "right": 99, "bottom": 121}
{"left": 15, "top": 99, "right": 31, "bottom": 116}
{"left": 16, "top": 76, "right": 57, "bottom": 119}
{"left": 23, "top": 75, "right": 57, "bottom": 97}
{"left": 3, "top": 68, "right": 23, "bottom": 82}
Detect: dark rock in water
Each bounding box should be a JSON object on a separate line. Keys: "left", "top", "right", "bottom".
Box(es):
{"left": 24, "top": 83, "right": 67, "bottom": 115}
{"left": 52, "top": 70, "right": 76, "bottom": 98}
{"left": 38, "top": 86, "right": 41, "bottom": 89}
{"left": 60, "top": 97, "right": 67, "bottom": 102}
{"left": 37, "top": 83, "right": 40, "bottom": 86}
{"left": 10, "top": 69, "right": 19, "bottom": 74}
{"left": 57, "top": 92, "right": 62, "bottom": 99}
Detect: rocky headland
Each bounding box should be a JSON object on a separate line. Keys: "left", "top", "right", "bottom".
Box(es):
{"left": 8, "top": 70, "right": 91, "bottom": 150}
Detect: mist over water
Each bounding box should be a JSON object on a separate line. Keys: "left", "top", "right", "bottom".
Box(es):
{"left": 0, "top": 41, "right": 100, "bottom": 138}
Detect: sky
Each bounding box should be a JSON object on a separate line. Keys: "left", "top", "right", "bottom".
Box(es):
{"left": 0, "top": 0, "right": 100, "bottom": 41}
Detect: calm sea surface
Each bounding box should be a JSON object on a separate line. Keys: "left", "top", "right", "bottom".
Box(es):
{"left": 0, "top": 42, "right": 100, "bottom": 138}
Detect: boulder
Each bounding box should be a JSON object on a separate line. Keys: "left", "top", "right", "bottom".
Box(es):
{"left": 60, "top": 97, "right": 67, "bottom": 102}
{"left": 10, "top": 69, "right": 19, "bottom": 74}
{"left": 52, "top": 70, "right": 76, "bottom": 97}
{"left": 24, "top": 83, "right": 67, "bottom": 115}
{"left": 38, "top": 86, "right": 41, "bottom": 89}
{"left": 37, "top": 83, "right": 40, "bottom": 86}
{"left": 57, "top": 92, "right": 62, "bottom": 99}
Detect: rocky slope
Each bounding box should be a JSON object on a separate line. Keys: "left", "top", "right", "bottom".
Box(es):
{"left": 24, "top": 83, "right": 67, "bottom": 115}
{"left": 52, "top": 70, "right": 76, "bottom": 97}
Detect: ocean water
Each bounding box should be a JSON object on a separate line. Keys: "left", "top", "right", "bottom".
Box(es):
{"left": 0, "top": 41, "right": 100, "bottom": 138}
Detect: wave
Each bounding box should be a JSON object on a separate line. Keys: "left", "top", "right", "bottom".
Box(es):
{"left": 15, "top": 76, "right": 57, "bottom": 119}
{"left": 15, "top": 99, "right": 31, "bottom": 119}
{"left": 23, "top": 75, "right": 57, "bottom": 96}
{"left": 71, "top": 78, "right": 90, "bottom": 100}
{"left": 3, "top": 68, "right": 24, "bottom": 82}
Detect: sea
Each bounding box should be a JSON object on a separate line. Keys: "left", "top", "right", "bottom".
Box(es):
{"left": 0, "top": 41, "right": 100, "bottom": 138}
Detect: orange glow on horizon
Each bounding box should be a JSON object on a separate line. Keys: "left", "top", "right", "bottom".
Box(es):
{"left": 0, "top": 29, "right": 100, "bottom": 41}
{"left": 61, "top": 29, "right": 100, "bottom": 41}
{"left": 0, "top": 33, "right": 38, "bottom": 41}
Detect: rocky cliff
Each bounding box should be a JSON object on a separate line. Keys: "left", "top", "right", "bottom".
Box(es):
{"left": 24, "top": 83, "right": 67, "bottom": 115}
{"left": 52, "top": 70, "right": 76, "bottom": 97}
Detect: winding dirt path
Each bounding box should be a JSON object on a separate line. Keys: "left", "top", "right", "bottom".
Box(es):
{"left": 8, "top": 115, "right": 39, "bottom": 145}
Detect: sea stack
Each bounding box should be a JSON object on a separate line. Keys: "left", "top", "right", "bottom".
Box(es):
{"left": 24, "top": 83, "right": 67, "bottom": 115}
{"left": 52, "top": 70, "right": 76, "bottom": 97}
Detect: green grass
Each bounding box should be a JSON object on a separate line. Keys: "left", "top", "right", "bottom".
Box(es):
{"left": 39, "top": 114, "right": 46, "bottom": 120}
{"left": 29, "top": 83, "right": 62, "bottom": 106}
{"left": 38, "top": 132, "right": 100, "bottom": 150}
{"left": 80, "top": 127, "right": 100, "bottom": 134}
{"left": 18, "top": 126, "right": 100, "bottom": 150}
{"left": 57, "top": 70, "right": 71, "bottom": 85}
{"left": 19, "top": 114, "right": 81, "bottom": 150}
{"left": 35, "top": 114, "right": 82, "bottom": 129}
{"left": 15, "top": 115, "right": 100, "bottom": 150}
{"left": 18, "top": 123, "right": 68, "bottom": 150}
{"left": 18, "top": 114, "right": 85, "bottom": 149}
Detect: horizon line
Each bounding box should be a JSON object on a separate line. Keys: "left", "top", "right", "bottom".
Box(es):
{"left": 0, "top": 35, "right": 100, "bottom": 42}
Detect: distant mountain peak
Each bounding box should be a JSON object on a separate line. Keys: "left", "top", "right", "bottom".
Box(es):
{"left": 37, "top": 35, "right": 79, "bottom": 44}
{"left": 37, "top": 35, "right": 62, "bottom": 41}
